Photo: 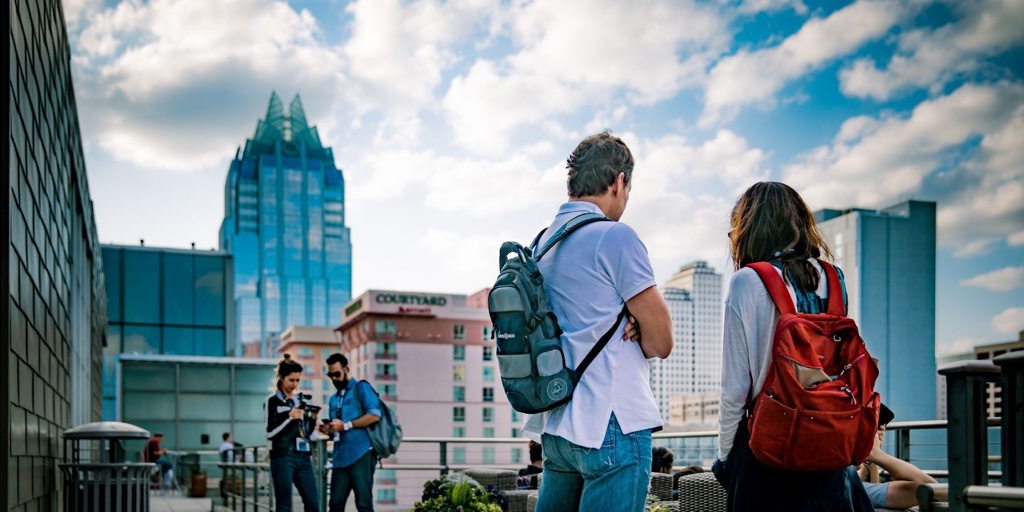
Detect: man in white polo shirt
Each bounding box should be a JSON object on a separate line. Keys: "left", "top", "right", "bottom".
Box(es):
{"left": 524, "top": 131, "right": 674, "bottom": 512}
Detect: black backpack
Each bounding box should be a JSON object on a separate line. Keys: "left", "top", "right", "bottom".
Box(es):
{"left": 488, "top": 212, "right": 628, "bottom": 414}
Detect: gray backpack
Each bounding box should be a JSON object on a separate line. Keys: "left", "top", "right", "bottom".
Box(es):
{"left": 488, "top": 213, "right": 627, "bottom": 414}
{"left": 358, "top": 381, "right": 403, "bottom": 459}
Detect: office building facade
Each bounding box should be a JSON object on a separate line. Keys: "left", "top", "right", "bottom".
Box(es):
{"left": 4, "top": 1, "right": 108, "bottom": 509}
{"left": 814, "top": 200, "right": 937, "bottom": 420}
{"left": 653, "top": 261, "right": 723, "bottom": 423}
{"left": 101, "top": 244, "right": 234, "bottom": 419}
{"left": 116, "top": 354, "right": 277, "bottom": 479}
{"left": 336, "top": 289, "right": 520, "bottom": 507}
{"left": 220, "top": 93, "right": 352, "bottom": 357}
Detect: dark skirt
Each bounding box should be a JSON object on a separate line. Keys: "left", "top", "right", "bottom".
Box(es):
{"left": 713, "top": 420, "right": 874, "bottom": 512}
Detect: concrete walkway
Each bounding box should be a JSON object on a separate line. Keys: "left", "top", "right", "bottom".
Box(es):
{"left": 150, "top": 495, "right": 213, "bottom": 511}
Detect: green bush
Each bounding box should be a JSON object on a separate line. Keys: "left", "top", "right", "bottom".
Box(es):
{"left": 413, "top": 473, "right": 504, "bottom": 512}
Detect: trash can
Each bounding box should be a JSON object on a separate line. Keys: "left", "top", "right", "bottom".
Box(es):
{"left": 59, "top": 421, "right": 155, "bottom": 512}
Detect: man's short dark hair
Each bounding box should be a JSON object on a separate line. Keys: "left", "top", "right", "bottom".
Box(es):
{"left": 566, "top": 131, "right": 634, "bottom": 198}
{"left": 326, "top": 353, "right": 348, "bottom": 367}
{"left": 153, "top": 433, "right": 164, "bottom": 438}
{"left": 529, "top": 441, "right": 543, "bottom": 463}
{"left": 223, "top": 432, "right": 231, "bottom": 441}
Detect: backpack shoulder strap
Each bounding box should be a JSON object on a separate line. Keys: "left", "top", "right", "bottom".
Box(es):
{"left": 817, "top": 261, "right": 846, "bottom": 316}
{"left": 746, "top": 262, "right": 797, "bottom": 316}
{"left": 574, "top": 306, "right": 629, "bottom": 376}
{"left": 534, "top": 212, "right": 611, "bottom": 261}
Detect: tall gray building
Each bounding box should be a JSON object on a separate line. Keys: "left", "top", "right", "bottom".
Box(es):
{"left": 653, "top": 261, "right": 723, "bottom": 423}
{"left": 815, "top": 200, "right": 937, "bottom": 421}
{"left": 5, "top": 0, "right": 108, "bottom": 508}
{"left": 220, "top": 93, "right": 352, "bottom": 357}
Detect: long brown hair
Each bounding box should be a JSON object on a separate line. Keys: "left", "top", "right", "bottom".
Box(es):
{"left": 729, "top": 182, "right": 832, "bottom": 291}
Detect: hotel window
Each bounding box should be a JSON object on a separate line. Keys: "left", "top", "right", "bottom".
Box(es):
{"left": 482, "top": 447, "right": 495, "bottom": 464}
{"left": 483, "top": 427, "right": 494, "bottom": 438}
{"left": 303, "top": 365, "right": 313, "bottom": 376}
{"left": 376, "top": 489, "right": 396, "bottom": 504}
{"left": 511, "top": 428, "right": 521, "bottom": 438}
{"left": 380, "top": 384, "right": 397, "bottom": 400}
{"left": 453, "top": 345, "right": 465, "bottom": 361}
{"left": 453, "top": 407, "right": 466, "bottom": 422}
{"left": 511, "top": 448, "right": 523, "bottom": 464}
{"left": 321, "top": 348, "right": 332, "bottom": 360}
{"left": 453, "top": 324, "right": 466, "bottom": 340}
{"left": 482, "top": 347, "right": 493, "bottom": 361}
{"left": 482, "top": 367, "right": 494, "bottom": 383}
{"left": 453, "top": 365, "right": 465, "bottom": 382}
{"left": 298, "top": 347, "right": 314, "bottom": 358}
{"left": 482, "top": 387, "right": 494, "bottom": 402}
{"left": 375, "top": 320, "right": 397, "bottom": 337}
{"left": 483, "top": 407, "right": 494, "bottom": 423}
{"left": 300, "top": 380, "right": 312, "bottom": 391}
{"left": 375, "top": 342, "right": 396, "bottom": 359}
{"left": 453, "top": 386, "right": 465, "bottom": 402}
{"left": 376, "top": 363, "right": 396, "bottom": 380}
{"left": 452, "top": 447, "right": 466, "bottom": 464}
{"left": 452, "top": 426, "right": 465, "bottom": 438}
{"left": 482, "top": 325, "right": 493, "bottom": 341}
{"left": 376, "top": 470, "right": 397, "bottom": 485}
{"left": 511, "top": 410, "right": 522, "bottom": 423}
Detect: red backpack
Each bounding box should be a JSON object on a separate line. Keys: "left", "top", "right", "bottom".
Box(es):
{"left": 745, "top": 261, "right": 880, "bottom": 471}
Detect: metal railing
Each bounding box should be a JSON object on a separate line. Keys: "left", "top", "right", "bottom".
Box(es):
{"left": 211, "top": 352, "right": 1024, "bottom": 511}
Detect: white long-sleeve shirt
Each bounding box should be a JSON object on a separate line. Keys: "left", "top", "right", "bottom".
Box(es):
{"left": 717, "top": 260, "right": 829, "bottom": 461}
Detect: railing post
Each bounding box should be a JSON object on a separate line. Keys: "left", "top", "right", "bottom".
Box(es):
{"left": 994, "top": 351, "right": 1024, "bottom": 489}
{"left": 895, "top": 428, "right": 912, "bottom": 463}
{"left": 439, "top": 441, "right": 448, "bottom": 476}
{"left": 939, "top": 360, "right": 1001, "bottom": 512}
{"left": 316, "top": 440, "right": 328, "bottom": 512}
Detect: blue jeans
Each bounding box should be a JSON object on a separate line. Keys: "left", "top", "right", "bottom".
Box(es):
{"left": 270, "top": 452, "right": 319, "bottom": 512}
{"left": 330, "top": 450, "right": 376, "bottom": 512}
{"left": 155, "top": 457, "right": 173, "bottom": 475}
{"left": 536, "top": 414, "right": 652, "bottom": 512}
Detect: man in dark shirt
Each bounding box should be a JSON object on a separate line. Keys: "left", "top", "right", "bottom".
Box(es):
{"left": 144, "top": 433, "right": 174, "bottom": 483}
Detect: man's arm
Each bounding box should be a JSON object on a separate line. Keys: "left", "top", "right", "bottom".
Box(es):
{"left": 625, "top": 286, "right": 672, "bottom": 359}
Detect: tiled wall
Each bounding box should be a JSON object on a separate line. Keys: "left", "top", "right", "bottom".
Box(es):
{"left": 7, "top": 0, "right": 107, "bottom": 510}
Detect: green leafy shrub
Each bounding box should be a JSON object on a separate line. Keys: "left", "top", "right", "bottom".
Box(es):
{"left": 413, "top": 473, "right": 505, "bottom": 512}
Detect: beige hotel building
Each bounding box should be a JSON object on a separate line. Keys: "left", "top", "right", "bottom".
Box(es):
{"left": 281, "top": 288, "right": 524, "bottom": 507}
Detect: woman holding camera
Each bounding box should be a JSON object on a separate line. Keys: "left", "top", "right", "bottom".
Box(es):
{"left": 266, "top": 354, "right": 320, "bottom": 512}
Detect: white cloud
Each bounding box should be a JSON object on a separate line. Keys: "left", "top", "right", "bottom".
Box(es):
{"left": 840, "top": 0, "right": 1024, "bottom": 100}
{"left": 348, "top": 149, "right": 563, "bottom": 217}
{"left": 701, "top": 0, "right": 905, "bottom": 125}
{"left": 1009, "top": 231, "right": 1024, "bottom": 246}
{"left": 342, "top": 0, "right": 496, "bottom": 115}
{"left": 737, "top": 0, "right": 808, "bottom": 15}
{"left": 938, "top": 337, "right": 983, "bottom": 357}
{"left": 953, "top": 239, "right": 998, "bottom": 259}
{"left": 69, "top": 0, "right": 347, "bottom": 171}
{"left": 443, "top": 0, "right": 729, "bottom": 154}
{"left": 783, "top": 81, "right": 1024, "bottom": 249}
{"left": 961, "top": 266, "right": 1024, "bottom": 292}
{"left": 442, "top": 60, "right": 585, "bottom": 155}
{"left": 992, "top": 307, "right": 1024, "bottom": 335}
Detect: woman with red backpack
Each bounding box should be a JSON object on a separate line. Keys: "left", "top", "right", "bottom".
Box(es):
{"left": 711, "top": 182, "right": 875, "bottom": 511}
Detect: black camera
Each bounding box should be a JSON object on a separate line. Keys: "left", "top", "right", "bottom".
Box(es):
{"left": 296, "top": 393, "right": 321, "bottom": 413}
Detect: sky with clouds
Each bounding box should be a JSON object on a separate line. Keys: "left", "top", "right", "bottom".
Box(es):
{"left": 64, "top": 0, "right": 1023, "bottom": 355}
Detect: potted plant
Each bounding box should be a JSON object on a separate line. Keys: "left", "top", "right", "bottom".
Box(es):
{"left": 187, "top": 462, "right": 207, "bottom": 498}
{"left": 413, "top": 473, "right": 504, "bottom": 512}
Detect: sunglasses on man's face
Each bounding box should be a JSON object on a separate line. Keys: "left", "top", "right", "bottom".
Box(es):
{"left": 327, "top": 371, "right": 344, "bottom": 379}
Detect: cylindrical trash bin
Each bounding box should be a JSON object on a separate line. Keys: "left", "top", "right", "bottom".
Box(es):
{"left": 60, "top": 422, "right": 156, "bottom": 512}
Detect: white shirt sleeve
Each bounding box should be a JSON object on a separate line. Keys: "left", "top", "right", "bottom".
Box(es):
{"left": 718, "top": 302, "right": 751, "bottom": 461}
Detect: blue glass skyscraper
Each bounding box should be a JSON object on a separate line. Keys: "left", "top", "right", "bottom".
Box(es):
{"left": 220, "top": 93, "right": 352, "bottom": 356}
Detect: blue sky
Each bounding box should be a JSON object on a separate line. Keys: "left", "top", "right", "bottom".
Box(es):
{"left": 63, "top": 0, "right": 1023, "bottom": 355}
